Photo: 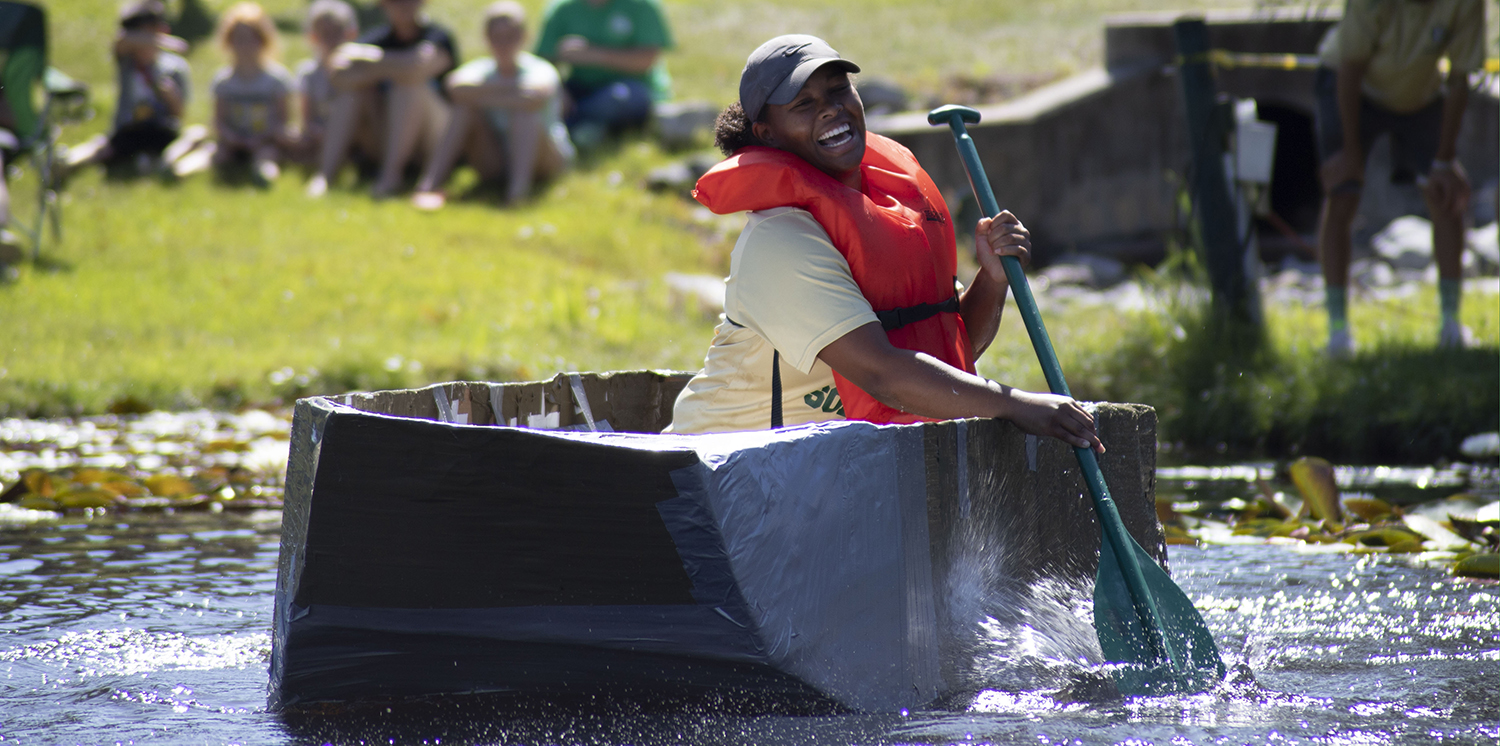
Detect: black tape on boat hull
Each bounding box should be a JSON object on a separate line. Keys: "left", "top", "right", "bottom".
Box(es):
{"left": 277, "top": 625, "right": 821, "bottom": 708}
{"left": 270, "top": 389, "right": 1165, "bottom": 712}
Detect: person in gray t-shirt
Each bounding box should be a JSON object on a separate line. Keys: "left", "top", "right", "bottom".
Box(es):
{"left": 206, "top": 2, "right": 294, "bottom": 185}
{"left": 64, "top": 0, "right": 207, "bottom": 174}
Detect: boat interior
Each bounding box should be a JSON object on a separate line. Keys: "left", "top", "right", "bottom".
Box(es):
{"left": 320, "top": 371, "right": 694, "bottom": 434}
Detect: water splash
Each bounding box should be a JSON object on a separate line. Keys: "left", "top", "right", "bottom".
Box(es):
{"left": 0, "top": 628, "right": 270, "bottom": 676}
{"left": 940, "top": 520, "right": 1107, "bottom": 700}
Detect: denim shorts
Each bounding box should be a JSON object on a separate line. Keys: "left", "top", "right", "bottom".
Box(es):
{"left": 1314, "top": 67, "right": 1443, "bottom": 187}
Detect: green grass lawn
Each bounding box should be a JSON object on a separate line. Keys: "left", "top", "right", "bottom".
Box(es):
{"left": 5, "top": 0, "right": 1498, "bottom": 462}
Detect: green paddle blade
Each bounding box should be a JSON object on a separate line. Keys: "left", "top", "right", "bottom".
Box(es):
{"left": 1094, "top": 531, "right": 1226, "bottom": 695}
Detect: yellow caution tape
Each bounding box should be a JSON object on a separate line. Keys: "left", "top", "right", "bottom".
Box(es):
{"left": 1210, "top": 50, "right": 1320, "bottom": 70}
{"left": 1177, "top": 51, "right": 1500, "bottom": 75}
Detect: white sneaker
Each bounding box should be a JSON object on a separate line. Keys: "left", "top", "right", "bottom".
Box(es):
{"left": 1439, "top": 319, "right": 1473, "bottom": 350}
{"left": 305, "top": 174, "right": 328, "bottom": 198}
{"left": 170, "top": 142, "right": 215, "bottom": 178}
{"left": 1326, "top": 328, "right": 1355, "bottom": 359}
{"left": 253, "top": 159, "right": 280, "bottom": 186}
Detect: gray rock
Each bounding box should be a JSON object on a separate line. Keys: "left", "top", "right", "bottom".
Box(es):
{"left": 855, "top": 77, "right": 910, "bottom": 116}
{"left": 1351, "top": 257, "right": 1395, "bottom": 288}
{"left": 645, "top": 153, "right": 720, "bottom": 194}
{"left": 652, "top": 101, "right": 721, "bottom": 150}
{"left": 1371, "top": 215, "right": 1434, "bottom": 270}
{"left": 1460, "top": 432, "right": 1500, "bottom": 459}
{"left": 1472, "top": 180, "right": 1497, "bottom": 227}
{"left": 1042, "top": 253, "right": 1127, "bottom": 288}
{"left": 664, "top": 272, "right": 726, "bottom": 317}
{"left": 1468, "top": 222, "right": 1498, "bottom": 274}
{"left": 1039, "top": 263, "right": 1093, "bottom": 288}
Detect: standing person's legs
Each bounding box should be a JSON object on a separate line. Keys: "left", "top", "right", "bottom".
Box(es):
{"left": 1395, "top": 98, "right": 1471, "bottom": 348}
{"left": 374, "top": 82, "right": 450, "bottom": 197}
{"left": 1429, "top": 195, "right": 1469, "bottom": 347}
{"left": 1317, "top": 185, "right": 1362, "bottom": 358}
{"left": 1313, "top": 68, "right": 1377, "bottom": 357}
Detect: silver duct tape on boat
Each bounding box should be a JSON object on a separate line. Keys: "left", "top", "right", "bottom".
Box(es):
{"left": 666, "top": 423, "right": 940, "bottom": 709}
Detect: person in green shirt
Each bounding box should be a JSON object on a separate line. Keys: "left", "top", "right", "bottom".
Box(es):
{"left": 533, "top": 0, "right": 673, "bottom": 149}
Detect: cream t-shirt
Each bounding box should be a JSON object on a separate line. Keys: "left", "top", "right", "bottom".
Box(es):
{"left": 1318, "top": 0, "right": 1486, "bottom": 113}
{"left": 668, "top": 208, "right": 880, "bottom": 434}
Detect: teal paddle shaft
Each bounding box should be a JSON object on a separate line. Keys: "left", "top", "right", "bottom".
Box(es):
{"left": 927, "top": 105, "right": 1181, "bottom": 676}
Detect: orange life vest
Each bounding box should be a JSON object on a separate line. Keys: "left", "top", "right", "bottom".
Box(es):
{"left": 693, "top": 133, "right": 974, "bottom": 425}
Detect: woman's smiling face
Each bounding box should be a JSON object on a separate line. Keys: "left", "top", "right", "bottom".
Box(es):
{"left": 752, "top": 66, "right": 866, "bottom": 189}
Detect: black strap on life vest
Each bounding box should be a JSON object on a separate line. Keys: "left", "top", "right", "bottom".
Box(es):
{"left": 726, "top": 315, "right": 785, "bottom": 429}
{"left": 733, "top": 284, "right": 960, "bottom": 430}
{"left": 876, "top": 295, "right": 961, "bottom": 331}
{"left": 770, "top": 350, "right": 783, "bottom": 429}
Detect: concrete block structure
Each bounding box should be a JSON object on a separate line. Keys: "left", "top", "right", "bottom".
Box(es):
{"left": 873, "top": 8, "right": 1499, "bottom": 265}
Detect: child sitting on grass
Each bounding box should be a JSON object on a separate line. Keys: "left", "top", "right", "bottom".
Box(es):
{"left": 304, "top": 0, "right": 458, "bottom": 199}
{"left": 292, "top": 0, "right": 358, "bottom": 166}
{"left": 189, "top": 2, "right": 294, "bottom": 184}
{"left": 65, "top": 0, "right": 205, "bottom": 175}
{"left": 411, "top": 1, "right": 573, "bottom": 210}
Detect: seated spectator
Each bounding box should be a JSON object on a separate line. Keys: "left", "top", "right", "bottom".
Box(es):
{"left": 534, "top": 0, "right": 673, "bottom": 150}
{"left": 305, "top": 0, "right": 458, "bottom": 198}
{"left": 293, "top": 0, "right": 358, "bottom": 166}
{"left": 412, "top": 1, "right": 574, "bottom": 210}
{"left": 65, "top": 0, "right": 206, "bottom": 175}
{"left": 203, "top": 2, "right": 293, "bottom": 185}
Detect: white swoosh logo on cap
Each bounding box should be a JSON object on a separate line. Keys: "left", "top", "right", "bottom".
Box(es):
{"left": 782, "top": 43, "right": 811, "bottom": 56}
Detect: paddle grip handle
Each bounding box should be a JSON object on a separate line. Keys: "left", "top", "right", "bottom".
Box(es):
{"left": 935, "top": 109, "right": 1182, "bottom": 674}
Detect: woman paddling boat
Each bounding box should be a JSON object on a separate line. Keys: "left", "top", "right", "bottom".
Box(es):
{"left": 668, "top": 34, "right": 1102, "bottom": 454}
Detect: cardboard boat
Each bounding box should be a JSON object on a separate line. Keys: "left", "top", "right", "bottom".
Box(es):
{"left": 269, "top": 371, "right": 1167, "bottom": 711}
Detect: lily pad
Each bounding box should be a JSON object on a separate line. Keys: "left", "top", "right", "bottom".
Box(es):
{"left": 1289, "top": 457, "right": 1342, "bottom": 523}
{"left": 18, "top": 494, "right": 59, "bottom": 511}
{"left": 143, "top": 475, "right": 197, "bottom": 498}
{"left": 1343, "top": 497, "right": 1397, "bottom": 522}
{"left": 202, "top": 439, "right": 251, "bottom": 453}
{"left": 70, "top": 468, "right": 129, "bottom": 485}
{"left": 55, "top": 487, "right": 125, "bottom": 509}
{"left": 1453, "top": 553, "right": 1499, "bottom": 579}
{"left": 103, "top": 480, "right": 147, "bottom": 498}
{"left": 1447, "top": 516, "right": 1499, "bottom": 550}
{"left": 1402, "top": 514, "right": 1472, "bottom": 551}
{"left": 1345, "top": 527, "right": 1426, "bottom": 548}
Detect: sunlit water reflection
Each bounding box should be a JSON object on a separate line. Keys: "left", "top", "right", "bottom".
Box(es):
{"left": 0, "top": 467, "right": 1495, "bottom": 744}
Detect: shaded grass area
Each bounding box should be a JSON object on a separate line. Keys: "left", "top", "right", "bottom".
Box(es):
{"left": 1068, "top": 298, "right": 1500, "bottom": 464}
{"left": 971, "top": 298, "right": 1499, "bottom": 464}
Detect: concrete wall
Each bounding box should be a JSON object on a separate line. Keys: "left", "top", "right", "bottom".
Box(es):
{"left": 874, "top": 8, "right": 1500, "bottom": 265}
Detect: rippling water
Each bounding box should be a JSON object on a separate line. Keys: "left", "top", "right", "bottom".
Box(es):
{"left": 1, "top": 484, "right": 1496, "bottom": 744}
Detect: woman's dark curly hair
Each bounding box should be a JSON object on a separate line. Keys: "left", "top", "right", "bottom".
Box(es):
{"left": 713, "top": 101, "right": 764, "bottom": 155}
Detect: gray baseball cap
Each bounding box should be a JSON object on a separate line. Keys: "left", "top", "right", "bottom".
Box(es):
{"left": 739, "top": 35, "right": 860, "bottom": 121}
